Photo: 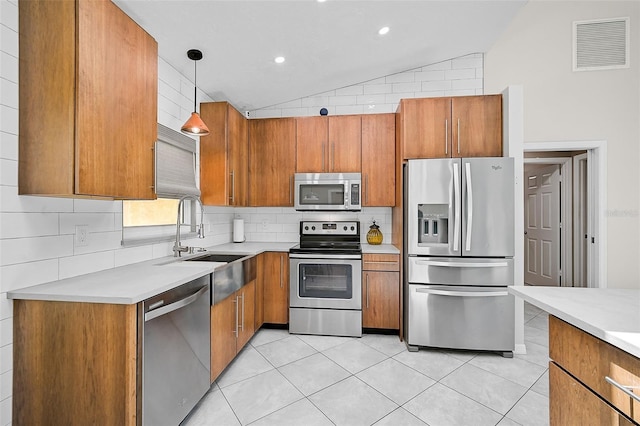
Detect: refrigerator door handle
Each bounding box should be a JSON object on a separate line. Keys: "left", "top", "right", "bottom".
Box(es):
{"left": 465, "top": 162, "right": 473, "bottom": 252}
{"left": 415, "top": 260, "right": 510, "bottom": 268}
{"left": 416, "top": 288, "right": 508, "bottom": 297}
{"left": 453, "top": 162, "right": 460, "bottom": 252}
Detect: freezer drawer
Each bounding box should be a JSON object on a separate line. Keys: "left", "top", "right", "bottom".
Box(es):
{"left": 406, "top": 284, "right": 514, "bottom": 352}
{"left": 408, "top": 256, "right": 513, "bottom": 286}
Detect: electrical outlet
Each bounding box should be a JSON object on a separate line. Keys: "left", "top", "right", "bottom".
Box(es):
{"left": 261, "top": 220, "right": 269, "bottom": 230}
{"left": 75, "top": 225, "right": 89, "bottom": 247}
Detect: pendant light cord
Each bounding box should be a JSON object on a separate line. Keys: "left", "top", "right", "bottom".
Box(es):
{"left": 193, "top": 59, "right": 197, "bottom": 113}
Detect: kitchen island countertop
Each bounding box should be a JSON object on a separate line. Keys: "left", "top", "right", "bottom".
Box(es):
{"left": 509, "top": 286, "right": 640, "bottom": 359}
{"left": 7, "top": 241, "right": 297, "bottom": 305}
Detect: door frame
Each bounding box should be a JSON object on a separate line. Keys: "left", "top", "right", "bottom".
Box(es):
{"left": 523, "top": 158, "right": 572, "bottom": 286}
{"left": 573, "top": 153, "right": 588, "bottom": 287}
{"left": 523, "top": 141, "right": 607, "bottom": 289}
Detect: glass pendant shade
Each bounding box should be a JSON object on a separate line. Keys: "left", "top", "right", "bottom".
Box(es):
{"left": 181, "top": 112, "right": 210, "bottom": 136}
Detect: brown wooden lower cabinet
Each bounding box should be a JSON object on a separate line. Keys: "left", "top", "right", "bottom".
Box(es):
{"left": 362, "top": 253, "right": 400, "bottom": 330}
{"left": 549, "top": 315, "right": 640, "bottom": 425}
{"left": 13, "top": 300, "right": 139, "bottom": 425}
{"left": 260, "top": 251, "right": 289, "bottom": 324}
{"left": 210, "top": 280, "right": 256, "bottom": 382}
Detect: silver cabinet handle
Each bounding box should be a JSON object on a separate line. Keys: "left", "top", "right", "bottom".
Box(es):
{"left": 465, "top": 162, "right": 473, "bottom": 252}
{"left": 415, "top": 260, "right": 509, "bottom": 268}
{"left": 233, "top": 296, "right": 239, "bottom": 337}
{"left": 144, "top": 285, "right": 208, "bottom": 322}
{"left": 230, "top": 170, "right": 236, "bottom": 205}
{"left": 322, "top": 144, "right": 325, "bottom": 171}
{"left": 452, "top": 162, "right": 460, "bottom": 252}
{"left": 445, "top": 119, "right": 448, "bottom": 155}
{"left": 240, "top": 292, "right": 245, "bottom": 331}
{"left": 364, "top": 261, "right": 399, "bottom": 265}
{"left": 457, "top": 118, "right": 461, "bottom": 154}
{"left": 605, "top": 376, "right": 640, "bottom": 403}
{"left": 331, "top": 143, "right": 335, "bottom": 171}
{"left": 365, "top": 273, "right": 369, "bottom": 308}
{"left": 365, "top": 174, "right": 369, "bottom": 205}
{"left": 416, "top": 288, "right": 508, "bottom": 297}
{"left": 280, "top": 255, "right": 284, "bottom": 288}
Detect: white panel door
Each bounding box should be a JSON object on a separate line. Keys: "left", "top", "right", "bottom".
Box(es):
{"left": 524, "top": 165, "right": 561, "bottom": 286}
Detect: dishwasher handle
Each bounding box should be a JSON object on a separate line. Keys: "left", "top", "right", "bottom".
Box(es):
{"left": 415, "top": 288, "right": 508, "bottom": 297}
{"left": 145, "top": 285, "right": 208, "bottom": 322}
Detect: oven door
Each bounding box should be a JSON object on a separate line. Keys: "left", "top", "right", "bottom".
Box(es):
{"left": 289, "top": 254, "right": 362, "bottom": 310}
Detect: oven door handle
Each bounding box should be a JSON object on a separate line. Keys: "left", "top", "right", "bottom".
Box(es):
{"left": 289, "top": 253, "right": 362, "bottom": 260}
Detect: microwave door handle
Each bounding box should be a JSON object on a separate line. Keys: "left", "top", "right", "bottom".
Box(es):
{"left": 465, "top": 162, "right": 473, "bottom": 252}
{"left": 452, "top": 162, "right": 460, "bottom": 252}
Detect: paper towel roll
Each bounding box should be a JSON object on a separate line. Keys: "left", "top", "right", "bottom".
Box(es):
{"left": 233, "top": 218, "right": 245, "bottom": 243}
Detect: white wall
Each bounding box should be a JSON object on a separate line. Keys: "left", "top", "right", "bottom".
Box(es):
{"left": 485, "top": 0, "right": 640, "bottom": 288}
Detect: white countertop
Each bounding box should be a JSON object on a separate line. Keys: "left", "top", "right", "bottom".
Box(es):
{"left": 8, "top": 241, "right": 296, "bottom": 305}
{"left": 362, "top": 244, "right": 400, "bottom": 254}
{"left": 509, "top": 286, "right": 640, "bottom": 358}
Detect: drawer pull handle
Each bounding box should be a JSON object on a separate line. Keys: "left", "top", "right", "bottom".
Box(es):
{"left": 364, "top": 261, "right": 398, "bottom": 265}
{"left": 605, "top": 376, "right": 640, "bottom": 403}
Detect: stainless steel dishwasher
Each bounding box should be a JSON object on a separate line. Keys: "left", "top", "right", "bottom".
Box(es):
{"left": 142, "top": 274, "right": 210, "bottom": 426}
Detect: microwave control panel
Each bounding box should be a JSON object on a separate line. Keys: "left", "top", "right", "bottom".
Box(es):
{"left": 350, "top": 184, "right": 360, "bottom": 206}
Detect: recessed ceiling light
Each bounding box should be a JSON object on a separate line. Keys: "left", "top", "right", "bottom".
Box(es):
{"left": 378, "top": 26, "right": 390, "bottom": 36}
{"left": 317, "top": 0, "right": 327, "bottom": 3}
{"left": 274, "top": 56, "right": 285, "bottom": 64}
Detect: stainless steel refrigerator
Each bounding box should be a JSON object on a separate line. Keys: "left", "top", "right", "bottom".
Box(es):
{"left": 404, "top": 157, "right": 515, "bottom": 356}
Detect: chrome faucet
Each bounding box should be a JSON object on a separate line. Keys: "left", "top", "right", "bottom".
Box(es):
{"left": 174, "top": 195, "right": 205, "bottom": 257}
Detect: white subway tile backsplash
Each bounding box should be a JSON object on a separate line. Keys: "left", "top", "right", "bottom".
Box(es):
{"left": 158, "top": 93, "right": 182, "bottom": 120}
{"left": 281, "top": 107, "right": 310, "bottom": 117}
{"left": 335, "top": 85, "right": 364, "bottom": 96}
{"left": 452, "top": 55, "right": 483, "bottom": 69}
{"left": 0, "top": 259, "right": 59, "bottom": 293}
{"left": 1, "top": 370, "right": 12, "bottom": 402}
{"left": 421, "top": 79, "right": 452, "bottom": 92}
{"left": 363, "top": 84, "right": 393, "bottom": 95}
{"left": 328, "top": 95, "right": 357, "bottom": 106}
{"left": 114, "top": 245, "right": 154, "bottom": 267}
{"left": 385, "top": 72, "right": 415, "bottom": 84}
{"left": 0, "top": 235, "right": 73, "bottom": 267}
{"left": 363, "top": 76, "right": 386, "bottom": 85}
{"left": 384, "top": 93, "right": 405, "bottom": 105}
{"left": 0, "top": 318, "right": 11, "bottom": 347}
{"left": 0, "top": 159, "right": 16, "bottom": 186}
{"left": 392, "top": 82, "right": 421, "bottom": 93}
{"left": 414, "top": 70, "right": 446, "bottom": 82}
{"left": 0, "top": 79, "right": 17, "bottom": 109}
{"left": 445, "top": 68, "right": 476, "bottom": 80}
{"left": 0, "top": 212, "right": 59, "bottom": 238}
{"left": 451, "top": 78, "right": 483, "bottom": 90}
{"left": 0, "top": 105, "right": 17, "bottom": 135}
{"left": 357, "top": 94, "right": 387, "bottom": 105}
{"left": 0, "top": 344, "right": 11, "bottom": 374}
{"left": 0, "top": 0, "right": 17, "bottom": 31}
{"left": 415, "top": 90, "right": 446, "bottom": 98}
{"left": 422, "top": 60, "right": 452, "bottom": 71}
{"left": 59, "top": 212, "right": 116, "bottom": 234}
{"left": 274, "top": 99, "right": 302, "bottom": 109}
{"left": 335, "top": 104, "right": 365, "bottom": 115}
{"left": 0, "top": 294, "right": 12, "bottom": 320}
{"left": 58, "top": 251, "right": 115, "bottom": 280}
{"left": 0, "top": 24, "right": 17, "bottom": 58}
{"left": 158, "top": 57, "right": 183, "bottom": 93}
{"left": 0, "top": 52, "right": 18, "bottom": 83}
{"left": 0, "top": 131, "right": 17, "bottom": 161}
{"left": 73, "top": 199, "right": 122, "bottom": 213}
{"left": 446, "top": 89, "right": 477, "bottom": 96}
{"left": 73, "top": 231, "right": 122, "bottom": 255}
{"left": 301, "top": 95, "right": 330, "bottom": 108}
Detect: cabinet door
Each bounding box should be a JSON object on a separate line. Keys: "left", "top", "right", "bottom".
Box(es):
{"left": 296, "top": 117, "right": 328, "bottom": 172}
{"left": 451, "top": 95, "right": 502, "bottom": 158}
{"left": 262, "top": 252, "right": 289, "bottom": 324}
{"left": 236, "top": 281, "right": 256, "bottom": 351}
{"left": 400, "top": 98, "right": 450, "bottom": 159}
{"left": 210, "top": 295, "right": 237, "bottom": 383}
{"left": 362, "top": 271, "right": 400, "bottom": 329}
{"left": 228, "top": 106, "right": 248, "bottom": 205}
{"left": 200, "top": 102, "right": 231, "bottom": 205}
{"left": 76, "top": 0, "right": 157, "bottom": 199}
{"left": 362, "top": 114, "right": 395, "bottom": 206}
{"left": 249, "top": 118, "right": 296, "bottom": 206}
{"left": 329, "top": 115, "right": 362, "bottom": 172}
{"left": 550, "top": 363, "right": 635, "bottom": 426}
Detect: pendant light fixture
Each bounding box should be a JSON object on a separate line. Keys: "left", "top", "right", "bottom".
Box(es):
{"left": 181, "top": 49, "right": 210, "bottom": 136}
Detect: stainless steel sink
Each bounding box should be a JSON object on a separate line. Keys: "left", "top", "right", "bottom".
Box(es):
{"left": 185, "top": 253, "right": 256, "bottom": 304}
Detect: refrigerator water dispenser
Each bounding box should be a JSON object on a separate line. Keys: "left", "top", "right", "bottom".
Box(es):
{"left": 418, "top": 204, "right": 448, "bottom": 245}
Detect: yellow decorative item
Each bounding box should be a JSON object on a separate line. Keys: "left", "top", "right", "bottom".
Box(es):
{"left": 366, "top": 220, "right": 383, "bottom": 245}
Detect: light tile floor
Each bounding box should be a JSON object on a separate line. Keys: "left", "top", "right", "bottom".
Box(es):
{"left": 184, "top": 303, "right": 549, "bottom": 426}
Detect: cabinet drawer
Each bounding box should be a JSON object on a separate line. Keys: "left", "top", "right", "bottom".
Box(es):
{"left": 362, "top": 254, "right": 399, "bottom": 271}
{"left": 550, "top": 362, "right": 634, "bottom": 426}
{"left": 550, "top": 316, "right": 640, "bottom": 422}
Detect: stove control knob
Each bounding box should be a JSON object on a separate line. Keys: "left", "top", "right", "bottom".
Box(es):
{"left": 304, "top": 226, "right": 309, "bottom": 231}
{"left": 350, "top": 226, "right": 355, "bottom": 231}
{"left": 343, "top": 226, "right": 347, "bottom": 231}
{"left": 311, "top": 226, "right": 316, "bottom": 231}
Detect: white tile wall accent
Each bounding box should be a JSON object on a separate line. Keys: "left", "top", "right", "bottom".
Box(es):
{"left": 249, "top": 53, "right": 484, "bottom": 119}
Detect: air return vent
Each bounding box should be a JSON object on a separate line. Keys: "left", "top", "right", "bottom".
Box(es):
{"left": 573, "top": 17, "right": 629, "bottom": 71}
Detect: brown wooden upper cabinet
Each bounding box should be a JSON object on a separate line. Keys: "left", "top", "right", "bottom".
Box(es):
{"left": 248, "top": 118, "right": 297, "bottom": 206}
{"left": 296, "top": 115, "right": 361, "bottom": 173}
{"left": 18, "top": 0, "right": 158, "bottom": 199}
{"left": 361, "top": 114, "right": 396, "bottom": 206}
{"left": 200, "top": 102, "right": 248, "bottom": 206}
{"left": 397, "top": 95, "right": 502, "bottom": 160}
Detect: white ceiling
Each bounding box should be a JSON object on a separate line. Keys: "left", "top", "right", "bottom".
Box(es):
{"left": 114, "top": 0, "right": 527, "bottom": 112}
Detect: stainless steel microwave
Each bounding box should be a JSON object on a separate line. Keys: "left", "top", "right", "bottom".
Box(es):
{"left": 294, "top": 173, "right": 361, "bottom": 211}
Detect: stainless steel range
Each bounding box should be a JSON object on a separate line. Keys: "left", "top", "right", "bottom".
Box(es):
{"left": 289, "top": 221, "right": 362, "bottom": 337}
